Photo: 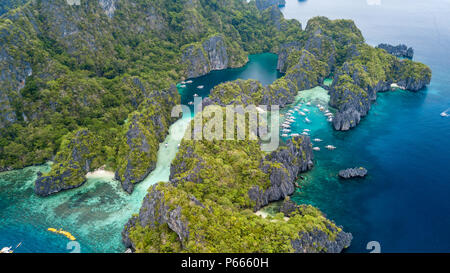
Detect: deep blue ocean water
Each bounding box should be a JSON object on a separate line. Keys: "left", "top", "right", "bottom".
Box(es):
{"left": 0, "top": 0, "right": 449, "bottom": 253}
{"left": 281, "top": 0, "right": 450, "bottom": 252}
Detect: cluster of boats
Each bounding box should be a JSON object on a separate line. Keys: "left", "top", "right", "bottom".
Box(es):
{"left": 316, "top": 103, "right": 334, "bottom": 122}
{"left": 181, "top": 79, "right": 205, "bottom": 105}
{"left": 179, "top": 80, "right": 193, "bottom": 88}
{"left": 281, "top": 101, "right": 337, "bottom": 151}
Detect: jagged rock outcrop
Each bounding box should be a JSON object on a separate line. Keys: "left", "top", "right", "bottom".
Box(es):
{"left": 182, "top": 35, "right": 247, "bottom": 79}
{"left": 249, "top": 136, "right": 314, "bottom": 210}
{"left": 283, "top": 49, "right": 328, "bottom": 91}
{"left": 377, "top": 43, "right": 414, "bottom": 59}
{"left": 393, "top": 60, "right": 432, "bottom": 91}
{"left": 206, "top": 70, "right": 321, "bottom": 110}
{"left": 280, "top": 199, "right": 352, "bottom": 253}
{"left": 169, "top": 146, "right": 205, "bottom": 186}
{"left": 122, "top": 184, "right": 194, "bottom": 250}
{"left": 255, "top": 0, "right": 286, "bottom": 11}
{"left": 205, "top": 79, "right": 265, "bottom": 106}
{"left": 329, "top": 45, "right": 431, "bottom": 131}
{"left": 339, "top": 167, "right": 368, "bottom": 179}
{"left": 292, "top": 227, "right": 353, "bottom": 253}
{"left": 0, "top": 13, "right": 34, "bottom": 128}
{"left": 123, "top": 169, "right": 352, "bottom": 253}
{"left": 115, "top": 84, "right": 180, "bottom": 194}
{"left": 303, "top": 17, "right": 364, "bottom": 74}
{"left": 277, "top": 41, "right": 302, "bottom": 73}
{"left": 34, "top": 129, "right": 99, "bottom": 196}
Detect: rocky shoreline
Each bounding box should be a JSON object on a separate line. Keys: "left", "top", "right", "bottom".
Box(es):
{"left": 280, "top": 198, "right": 353, "bottom": 253}
{"left": 377, "top": 43, "right": 414, "bottom": 59}
{"left": 339, "top": 167, "right": 368, "bottom": 179}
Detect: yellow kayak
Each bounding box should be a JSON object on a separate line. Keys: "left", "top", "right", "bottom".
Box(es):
{"left": 47, "top": 228, "right": 76, "bottom": 241}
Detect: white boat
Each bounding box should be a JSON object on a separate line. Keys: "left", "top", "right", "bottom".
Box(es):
{"left": 197, "top": 85, "right": 204, "bottom": 89}
{"left": 305, "top": 118, "right": 311, "bottom": 123}
{"left": 325, "top": 145, "right": 336, "bottom": 150}
{"left": 303, "top": 109, "right": 310, "bottom": 112}
{"left": 299, "top": 111, "right": 306, "bottom": 116}
{"left": 1, "top": 247, "right": 12, "bottom": 254}
{"left": 440, "top": 109, "right": 449, "bottom": 117}
{"left": 301, "top": 132, "right": 309, "bottom": 136}
{"left": 327, "top": 117, "right": 333, "bottom": 122}
{"left": 188, "top": 101, "right": 194, "bottom": 105}
{"left": 313, "top": 147, "right": 321, "bottom": 151}
{"left": 193, "top": 93, "right": 199, "bottom": 97}
{"left": 186, "top": 80, "right": 193, "bottom": 84}
{"left": 291, "top": 133, "right": 300, "bottom": 137}
{"left": 313, "top": 138, "right": 323, "bottom": 142}
{"left": 180, "top": 85, "right": 186, "bottom": 88}
{"left": 282, "top": 134, "right": 289, "bottom": 137}
{"left": 306, "top": 102, "right": 311, "bottom": 106}
{"left": 181, "top": 81, "right": 186, "bottom": 84}
{"left": 303, "top": 129, "right": 311, "bottom": 132}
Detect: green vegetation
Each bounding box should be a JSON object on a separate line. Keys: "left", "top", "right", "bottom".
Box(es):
{"left": 0, "top": 0, "right": 304, "bottom": 174}
{"left": 128, "top": 183, "right": 343, "bottom": 253}
{"left": 115, "top": 86, "right": 180, "bottom": 188}
{"left": 38, "top": 128, "right": 102, "bottom": 189}
{"left": 126, "top": 107, "right": 343, "bottom": 253}
{"left": 0, "top": 0, "right": 27, "bottom": 16}
{"left": 331, "top": 44, "right": 432, "bottom": 110}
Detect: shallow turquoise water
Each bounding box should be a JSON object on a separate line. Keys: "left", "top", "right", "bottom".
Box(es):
{"left": 0, "top": 53, "right": 281, "bottom": 253}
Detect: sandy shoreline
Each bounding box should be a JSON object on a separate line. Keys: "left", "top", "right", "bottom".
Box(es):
{"left": 86, "top": 169, "right": 115, "bottom": 179}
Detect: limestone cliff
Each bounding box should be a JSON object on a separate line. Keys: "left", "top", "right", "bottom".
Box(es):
{"left": 248, "top": 136, "right": 314, "bottom": 210}
{"left": 115, "top": 84, "right": 180, "bottom": 194}
{"left": 329, "top": 44, "right": 431, "bottom": 131}
{"left": 377, "top": 43, "right": 414, "bottom": 59}
{"left": 181, "top": 35, "right": 248, "bottom": 79}
{"left": 280, "top": 199, "right": 352, "bottom": 253}
{"left": 34, "top": 129, "right": 100, "bottom": 196}
{"left": 122, "top": 131, "right": 350, "bottom": 253}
